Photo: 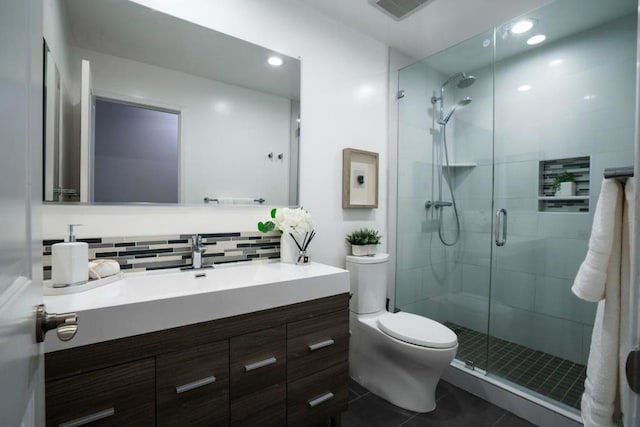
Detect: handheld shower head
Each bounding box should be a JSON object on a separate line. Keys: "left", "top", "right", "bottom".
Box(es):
{"left": 440, "top": 97, "right": 472, "bottom": 125}
{"left": 458, "top": 97, "right": 472, "bottom": 106}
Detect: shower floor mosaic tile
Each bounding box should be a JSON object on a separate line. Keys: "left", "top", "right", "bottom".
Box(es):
{"left": 445, "top": 322, "right": 586, "bottom": 410}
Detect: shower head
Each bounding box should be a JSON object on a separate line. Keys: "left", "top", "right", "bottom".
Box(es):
{"left": 440, "top": 97, "right": 472, "bottom": 125}
{"left": 440, "top": 72, "right": 476, "bottom": 91}
{"left": 432, "top": 72, "right": 476, "bottom": 104}
{"left": 457, "top": 75, "right": 476, "bottom": 89}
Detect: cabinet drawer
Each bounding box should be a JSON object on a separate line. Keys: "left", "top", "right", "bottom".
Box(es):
{"left": 230, "top": 325, "right": 286, "bottom": 398}
{"left": 287, "top": 362, "right": 348, "bottom": 427}
{"left": 46, "top": 358, "right": 155, "bottom": 427}
{"left": 287, "top": 309, "right": 348, "bottom": 381}
{"left": 230, "top": 383, "right": 286, "bottom": 427}
{"left": 156, "top": 341, "right": 229, "bottom": 427}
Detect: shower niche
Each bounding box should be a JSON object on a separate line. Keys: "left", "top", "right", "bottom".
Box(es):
{"left": 537, "top": 156, "right": 590, "bottom": 213}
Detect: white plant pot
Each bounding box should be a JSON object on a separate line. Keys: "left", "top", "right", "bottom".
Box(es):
{"left": 351, "top": 244, "right": 377, "bottom": 256}
{"left": 556, "top": 182, "right": 576, "bottom": 197}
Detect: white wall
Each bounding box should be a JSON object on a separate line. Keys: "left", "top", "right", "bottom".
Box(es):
{"left": 42, "top": 0, "right": 389, "bottom": 268}
{"left": 74, "top": 47, "right": 292, "bottom": 205}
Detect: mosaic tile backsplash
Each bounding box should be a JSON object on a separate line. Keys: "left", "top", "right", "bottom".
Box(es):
{"left": 43, "top": 231, "right": 281, "bottom": 280}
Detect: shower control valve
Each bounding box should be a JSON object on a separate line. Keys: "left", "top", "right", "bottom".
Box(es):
{"left": 425, "top": 200, "right": 433, "bottom": 209}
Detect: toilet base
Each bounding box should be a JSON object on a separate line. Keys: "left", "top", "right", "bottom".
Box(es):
{"left": 349, "top": 313, "right": 457, "bottom": 413}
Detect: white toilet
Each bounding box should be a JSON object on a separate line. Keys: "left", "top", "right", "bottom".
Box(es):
{"left": 347, "top": 253, "right": 458, "bottom": 413}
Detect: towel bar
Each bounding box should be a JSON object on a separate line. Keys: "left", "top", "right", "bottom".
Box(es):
{"left": 203, "top": 197, "right": 265, "bottom": 204}
{"left": 603, "top": 166, "right": 634, "bottom": 180}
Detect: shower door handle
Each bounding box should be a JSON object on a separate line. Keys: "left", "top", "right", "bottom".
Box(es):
{"left": 495, "top": 209, "right": 507, "bottom": 247}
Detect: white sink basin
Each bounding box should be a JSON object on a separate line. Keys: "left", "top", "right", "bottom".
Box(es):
{"left": 44, "top": 261, "right": 349, "bottom": 352}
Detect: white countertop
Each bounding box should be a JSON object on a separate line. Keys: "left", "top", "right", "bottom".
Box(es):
{"left": 44, "top": 261, "right": 349, "bottom": 353}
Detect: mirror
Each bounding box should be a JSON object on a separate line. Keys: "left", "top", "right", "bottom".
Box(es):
{"left": 43, "top": 0, "right": 301, "bottom": 206}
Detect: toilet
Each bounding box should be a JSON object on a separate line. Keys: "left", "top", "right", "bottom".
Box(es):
{"left": 346, "top": 253, "right": 458, "bottom": 413}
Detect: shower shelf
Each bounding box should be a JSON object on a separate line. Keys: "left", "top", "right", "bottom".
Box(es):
{"left": 444, "top": 163, "right": 477, "bottom": 168}
{"left": 537, "top": 196, "right": 589, "bottom": 201}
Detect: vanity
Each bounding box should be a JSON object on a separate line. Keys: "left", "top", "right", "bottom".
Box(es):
{"left": 43, "top": 262, "right": 350, "bottom": 426}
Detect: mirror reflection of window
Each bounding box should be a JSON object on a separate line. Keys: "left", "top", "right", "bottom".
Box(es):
{"left": 93, "top": 99, "right": 180, "bottom": 203}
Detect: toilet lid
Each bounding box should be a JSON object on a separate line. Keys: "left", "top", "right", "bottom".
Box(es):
{"left": 377, "top": 312, "right": 458, "bottom": 349}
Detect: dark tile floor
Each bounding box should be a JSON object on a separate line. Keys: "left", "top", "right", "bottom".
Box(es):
{"left": 445, "top": 322, "right": 586, "bottom": 409}
{"left": 341, "top": 378, "right": 536, "bottom": 427}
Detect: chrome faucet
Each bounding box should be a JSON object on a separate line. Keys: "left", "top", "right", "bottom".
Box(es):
{"left": 190, "top": 234, "right": 208, "bottom": 269}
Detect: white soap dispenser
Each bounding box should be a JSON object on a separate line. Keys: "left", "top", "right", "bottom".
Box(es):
{"left": 51, "top": 224, "right": 89, "bottom": 287}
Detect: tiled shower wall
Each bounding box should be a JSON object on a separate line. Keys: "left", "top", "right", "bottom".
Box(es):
{"left": 43, "top": 231, "right": 281, "bottom": 279}
{"left": 396, "top": 13, "right": 636, "bottom": 365}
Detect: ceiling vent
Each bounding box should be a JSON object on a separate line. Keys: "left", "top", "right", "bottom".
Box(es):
{"left": 369, "top": 0, "right": 436, "bottom": 21}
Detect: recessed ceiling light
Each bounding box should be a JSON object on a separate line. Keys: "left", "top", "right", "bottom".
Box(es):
{"left": 511, "top": 19, "right": 535, "bottom": 34}
{"left": 267, "top": 56, "right": 283, "bottom": 66}
{"left": 517, "top": 85, "right": 532, "bottom": 92}
{"left": 549, "top": 59, "right": 564, "bottom": 67}
{"left": 527, "top": 34, "right": 546, "bottom": 45}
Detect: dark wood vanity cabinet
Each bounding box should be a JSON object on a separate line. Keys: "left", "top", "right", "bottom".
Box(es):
{"left": 45, "top": 293, "right": 349, "bottom": 427}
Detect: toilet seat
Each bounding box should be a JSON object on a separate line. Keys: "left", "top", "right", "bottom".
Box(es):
{"left": 377, "top": 312, "right": 457, "bottom": 349}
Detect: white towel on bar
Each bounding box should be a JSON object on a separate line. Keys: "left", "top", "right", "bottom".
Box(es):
{"left": 572, "top": 178, "right": 634, "bottom": 427}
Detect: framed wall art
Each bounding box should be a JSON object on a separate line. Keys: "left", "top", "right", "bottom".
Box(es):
{"left": 342, "top": 148, "right": 379, "bottom": 209}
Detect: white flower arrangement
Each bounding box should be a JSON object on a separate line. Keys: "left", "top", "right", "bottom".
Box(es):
{"left": 258, "top": 208, "right": 316, "bottom": 259}
{"left": 274, "top": 207, "right": 313, "bottom": 235}
{"left": 258, "top": 207, "right": 313, "bottom": 235}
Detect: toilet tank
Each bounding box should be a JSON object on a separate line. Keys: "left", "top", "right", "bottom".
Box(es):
{"left": 346, "top": 253, "right": 389, "bottom": 314}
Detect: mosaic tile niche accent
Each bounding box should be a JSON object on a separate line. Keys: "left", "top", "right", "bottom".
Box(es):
{"left": 43, "top": 231, "right": 281, "bottom": 280}
{"left": 538, "top": 156, "right": 591, "bottom": 213}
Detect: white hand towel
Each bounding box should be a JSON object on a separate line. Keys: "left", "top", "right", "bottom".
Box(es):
{"left": 572, "top": 179, "right": 625, "bottom": 427}
{"left": 620, "top": 179, "right": 634, "bottom": 421}
{"left": 572, "top": 179, "right": 622, "bottom": 302}
{"left": 88, "top": 259, "right": 121, "bottom": 280}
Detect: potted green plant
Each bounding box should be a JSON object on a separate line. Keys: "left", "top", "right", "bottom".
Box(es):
{"left": 346, "top": 228, "right": 382, "bottom": 256}
{"left": 553, "top": 172, "right": 576, "bottom": 197}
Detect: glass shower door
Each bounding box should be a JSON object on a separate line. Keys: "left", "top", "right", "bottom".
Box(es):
{"left": 489, "top": 0, "right": 637, "bottom": 409}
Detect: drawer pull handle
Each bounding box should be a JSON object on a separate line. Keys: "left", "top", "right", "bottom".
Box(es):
{"left": 308, "top": 392, "right": 334, "bottom": 408}
{"left": 244, "top": 356, "right": 277, "bottom": 372}
{"left": 175, "top": 375, "right": 217, "bottom": 394}
{"left": 59, "top": 408, "right": 115, "bottom": 427}
{"left": 308, "top": 339, "right": 335, "bottom": 351}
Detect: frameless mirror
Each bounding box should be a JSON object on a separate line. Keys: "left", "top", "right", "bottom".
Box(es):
{"left": 43, "top": 0, "right": 300, "bottom": 206}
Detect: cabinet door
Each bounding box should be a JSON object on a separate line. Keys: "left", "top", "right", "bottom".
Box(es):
{"left": 156, "top": 341, "right": 229, "bottom": 427}
{"left": 287, "top": 309, "right": 349, "bottom": 382}
{"left": 230, "top": 383, "right": 286, "bottom": 427}
{"left": 46, "top": 358, "right": 155, "bottom": 427}
{"left": 230, "top": 325, "right": 286, "bottom": 398}
{"left": 287, "top": 362, "right": 348, "bottom": 427}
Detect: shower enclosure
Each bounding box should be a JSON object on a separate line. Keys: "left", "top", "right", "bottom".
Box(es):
{"left": 395, "top": 0, "right": 637, "bottom": 416}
